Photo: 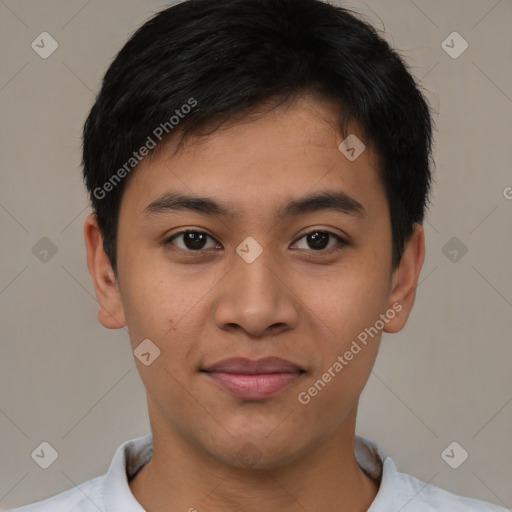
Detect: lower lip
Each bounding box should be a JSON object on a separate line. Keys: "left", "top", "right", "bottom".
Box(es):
{"left": 204, "top": 371, "right": 303, "bottom": 399}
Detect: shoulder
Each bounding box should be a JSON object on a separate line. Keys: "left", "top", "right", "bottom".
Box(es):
{"left": 4, "top": 476, "right": 105, "bottom": 512}
{"left": 381, "top": 459, "right": 508, "bottom": 511}
{"left": 4, "top": 434, "right": 152, "bottom": 512}
{"left": 355, "top": 435, "right": 508, "bottom": 512}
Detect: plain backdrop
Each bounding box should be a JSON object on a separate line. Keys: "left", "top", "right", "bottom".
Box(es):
{"left": 0, "top": 0, "right": 511, "bottom": 509}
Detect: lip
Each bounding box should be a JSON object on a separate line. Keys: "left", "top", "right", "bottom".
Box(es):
{"left": 203, "top": 356, "right": 303, "bottom": 374}
{"left": 202, "top": 357, "right": 305, "bottom": 400}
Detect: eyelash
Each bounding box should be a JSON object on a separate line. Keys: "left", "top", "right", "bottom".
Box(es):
{"left": 164, "top": 229, "right": 348, "bottom": 254}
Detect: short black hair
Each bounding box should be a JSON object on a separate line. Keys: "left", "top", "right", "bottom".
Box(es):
{"left": 82, "top": 0, "right": 434, "bottom": 274}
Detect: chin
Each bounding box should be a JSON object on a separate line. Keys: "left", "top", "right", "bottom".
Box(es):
{"left": 205, "top": 430, "right": 308, "bottom": 471}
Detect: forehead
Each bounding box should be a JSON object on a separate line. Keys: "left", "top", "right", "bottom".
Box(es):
{"left": 120, "top": 95, "right": 386, "bottom": 221}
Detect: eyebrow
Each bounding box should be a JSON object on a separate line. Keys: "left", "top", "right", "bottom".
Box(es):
{"left": 143, "top": 190, "right": 366, "bottom": 221}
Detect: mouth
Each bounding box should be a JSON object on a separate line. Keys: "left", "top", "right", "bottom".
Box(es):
{"left": 201, "top": 357, "right": 306, "bottom": 400}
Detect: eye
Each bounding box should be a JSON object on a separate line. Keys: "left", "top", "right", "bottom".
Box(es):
{"left": 165, "top": 230, "right": 221, "bottom": 251}
{"left": 164, "top": 228, "right": 347, "bottom": 253}
{"left": 291, "top": 229, "right": 347, "bottom": 252}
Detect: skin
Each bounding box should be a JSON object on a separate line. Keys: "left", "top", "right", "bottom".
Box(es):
{"left": 84, "top": 94, "right": 425, "bottom": 512}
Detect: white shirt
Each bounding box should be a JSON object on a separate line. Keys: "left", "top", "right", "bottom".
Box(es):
{"left": 6, "top": 433, "right": 507, "bottom": 511}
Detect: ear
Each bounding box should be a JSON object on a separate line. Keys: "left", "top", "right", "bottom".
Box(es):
{"left": 83, "top": 213, "right": 126, "bottom": 329}
{"left": 383, "top": 223, "right": 425, "bottom": 333}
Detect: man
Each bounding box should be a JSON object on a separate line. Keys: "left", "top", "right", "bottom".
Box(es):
{"left": 9, "top": 0, "right": 508, "bottom": 510}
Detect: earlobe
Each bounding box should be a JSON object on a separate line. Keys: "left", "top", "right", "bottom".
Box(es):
{"left": 83, "top": 214, "right": 126, "bottom": 329}
{"left": 383, "top": 223, "right": 425, "bottom": 334}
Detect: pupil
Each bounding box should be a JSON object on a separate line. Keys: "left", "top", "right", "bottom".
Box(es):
{"left": 308, "top": 231, "right": 328, "bottom": 250}
{"left": 185, "top": 232, "right": 206, "bottom": 250}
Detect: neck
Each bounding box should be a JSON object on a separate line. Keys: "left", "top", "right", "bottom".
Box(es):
{"left": 129, "top": 406, "right": 380, "bottom": 512}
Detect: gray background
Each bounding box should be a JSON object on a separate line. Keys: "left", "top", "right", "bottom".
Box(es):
{"left": 1, "top": 0, "right": 511, "bottom": 509}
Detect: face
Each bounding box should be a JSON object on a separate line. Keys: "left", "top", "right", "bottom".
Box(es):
{"left": 86, "top": 94, "right": 423, "bottom": 470}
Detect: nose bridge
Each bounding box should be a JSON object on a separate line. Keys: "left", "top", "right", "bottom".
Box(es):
{"left": 213, "top": 241, "right": 298, "bottom": 336}
{"left": 236, "top": 247, "right": 280, "bottom": 299}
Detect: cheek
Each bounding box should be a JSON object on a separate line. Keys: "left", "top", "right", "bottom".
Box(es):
{"left": 117, "top": 242, "right": 175, "bottom": 324}
{"left": 117, "top": 257, "right": 220, "bottom": 366}
{"left": 299, "top": 248, "right": 390, "bottom": 398}
{"left": 297, "top": 268, "right": 388, "bottom": 412}
{"left": 295, "top": 332, "right": 380, "bottom": 444}
{"left": 305, "top": 259, "right": 391, "bottom": 339}
{"left": 119, "top": 279, "right": 170, "bottom": 347}
{"left": 119, "top": 271, "right": 206, "bottom": 411}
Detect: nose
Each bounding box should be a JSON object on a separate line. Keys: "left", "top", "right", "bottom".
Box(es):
{"left": 212, "top": 248, "right": 299, "bottom": 338}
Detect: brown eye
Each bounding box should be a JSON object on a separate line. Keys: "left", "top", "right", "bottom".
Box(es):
{"left": 293, "top": 230, "right": 346, "bottom": 252}
{"left": 167, "top": 231, "right": 220, "bottom": 251}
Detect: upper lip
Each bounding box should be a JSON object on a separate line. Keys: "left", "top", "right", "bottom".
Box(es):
{"left": 202, "top": 357, "right": 304, "bottom": 374}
